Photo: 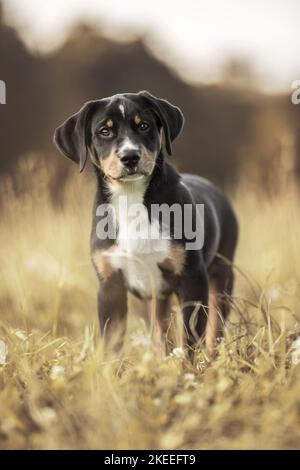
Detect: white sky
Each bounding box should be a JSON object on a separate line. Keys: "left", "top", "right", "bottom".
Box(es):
{"left": 3, "top": 0, "right": 300, "bottom": 91}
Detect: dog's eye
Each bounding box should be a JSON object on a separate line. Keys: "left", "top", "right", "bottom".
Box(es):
{"left": 98, "top": 127, "right": 112, "bottom": 137}
{"left": 138, "top": 121, "right": 150, "bottom": 131}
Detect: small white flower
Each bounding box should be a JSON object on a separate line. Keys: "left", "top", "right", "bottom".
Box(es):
{"left": 153, "top": 398, "right": 161, "bottom": 407}
{"left": 291, "top": 337, "right": 300, "bottom": 365}
{"left": 39, "top": 407, "right": 57, "bottom": 425}
{"left": 267, "top": 286, "right": 281, "bottom": 301}
{"left": 170, "top": 347, "right": 185, "bottom": 359}
{"left": 184, "top": 373, "right": 195, "bottom": 381}
{"left": 50, "top": 365, "right": 65, "bottom": 379}
{"left": 14, "top": 329, "right": 28, "bottom": 341}
{"left": 183, "top": 372, "right": 197, "bottom": 389}
{"left": 0, "top": 340, "right": 6, "bottom": 365}
{"left": 291, "top": 337, "right": 300, "bottom": 349}
{"left": 130, "top": 329, "right": 151, "bottom": 348}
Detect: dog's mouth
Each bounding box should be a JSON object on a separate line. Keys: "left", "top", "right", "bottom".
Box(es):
{"left": 116, "top": 172, "right": 147, "bottom": 182}
{"left": 119, "top": 174, "right": 146, "bottom": 182}
{"left": 107, "top": 169, "right": 149, "bottom": 182}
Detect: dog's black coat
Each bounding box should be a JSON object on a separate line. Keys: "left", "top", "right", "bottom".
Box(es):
{"left": 54, "top": 91, "right": 238, "bottom": 353}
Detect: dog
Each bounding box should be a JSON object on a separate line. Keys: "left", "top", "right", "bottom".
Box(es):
{"left": 54, "top": 91, "right": 238, "bottom": 356}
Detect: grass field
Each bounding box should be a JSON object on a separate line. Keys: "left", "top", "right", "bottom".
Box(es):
{"left": 1, "top": 160, "right": 300, "bottom": 449}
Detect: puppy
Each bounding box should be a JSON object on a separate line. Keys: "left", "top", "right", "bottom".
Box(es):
{"left": 54, "top": 91, "right": 238, "bottom": 356}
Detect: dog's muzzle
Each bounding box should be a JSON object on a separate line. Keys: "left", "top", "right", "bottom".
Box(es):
{"left": 120, "top": 152, "right": 141, "bottom": 175}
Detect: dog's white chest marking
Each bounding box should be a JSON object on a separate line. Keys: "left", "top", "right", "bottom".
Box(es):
{"left": 108, "top": 180, "right": 170, "bottom": 298}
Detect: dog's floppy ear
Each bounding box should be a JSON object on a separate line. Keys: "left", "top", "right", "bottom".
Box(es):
{"left": 138, "top": 91, "right": 184, "bottom": 156}
{"left": 54, "top": 100, "right": 99, "bottom": 172}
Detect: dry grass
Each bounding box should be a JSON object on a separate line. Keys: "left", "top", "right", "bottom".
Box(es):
{"left": 1, "top": 159, "right": 300, "bottom": 449}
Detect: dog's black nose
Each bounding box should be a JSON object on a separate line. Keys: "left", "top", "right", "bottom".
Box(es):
{"left": 120, "top": 153, "right": 140, "bottom": 169}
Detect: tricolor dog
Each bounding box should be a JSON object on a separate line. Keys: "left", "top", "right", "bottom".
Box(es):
{"left": 54, "top": 91, "right": 238, "bottom": 356}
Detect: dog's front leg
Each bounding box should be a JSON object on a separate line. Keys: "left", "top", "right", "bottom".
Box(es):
{"left": 97, "top": 271, "right": 127, "bottom": 351}
{"left": 177, "top": 269, "right": 209, "bottom": 354}
{"left": 148, "top": 296, "right": 172, "bottom": 354}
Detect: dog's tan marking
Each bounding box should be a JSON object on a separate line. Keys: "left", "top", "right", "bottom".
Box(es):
{"left": 159, "top": 244, "right": 186, "bottom": 276}
{"left": 100, "top": 146, "right": 122, "bottom": 179}
{"left": 99, "top": 143, "right": 159, "bottom": 180}
{"left": 92, "top": 247, "right": 117, "bottom": 281}
{"left": 206, "top": 284, "right": 223, "bottom": 356}
{"left": 106, "top": 119, "right": 113, "bottom": 128}
{"left": 134, "top": 115, "right": 141, "bottom": 125}
{"left": 140, "top": 145, "right": 157, "bottom": 175}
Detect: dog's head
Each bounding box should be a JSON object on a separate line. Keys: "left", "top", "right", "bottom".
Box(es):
{"left": 54, "top": 91, "right": 184, "bottom": 182}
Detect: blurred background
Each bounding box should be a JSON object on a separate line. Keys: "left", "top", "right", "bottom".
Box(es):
{"left": 1, "top": 0, "right": 300, "bottom": 334}
{"left": 1, "top": 0, "right": 300, "bottom": 202}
